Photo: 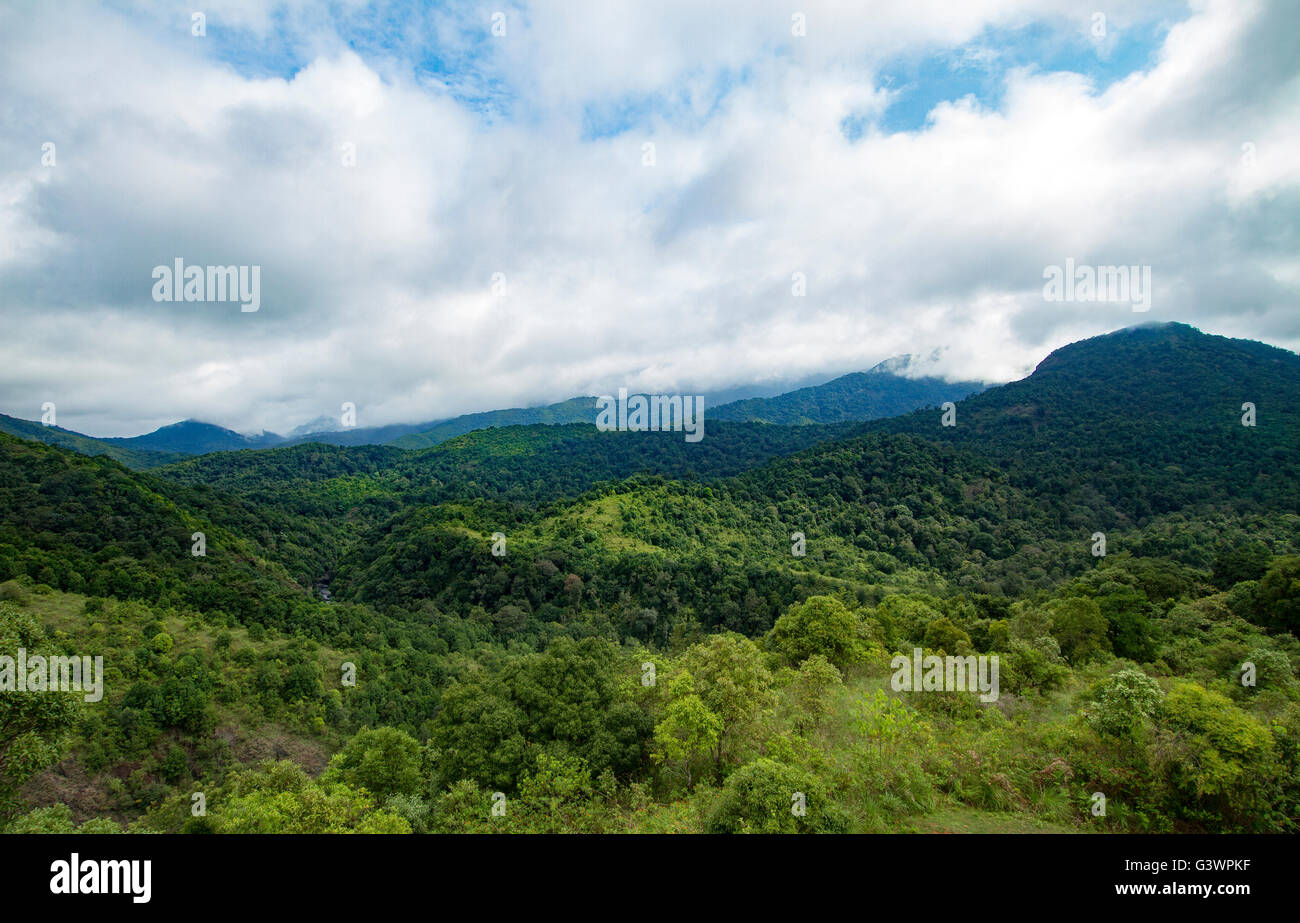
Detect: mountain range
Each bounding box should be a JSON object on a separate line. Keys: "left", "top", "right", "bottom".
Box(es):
{"left": 3, "top": 321, "right": 1298, "bottom": 836}
{"left": 0, "top": 357, "right": 985, "bottom": 466}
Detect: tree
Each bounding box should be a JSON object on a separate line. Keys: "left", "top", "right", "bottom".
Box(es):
{"left": 854, "top": 689, "right": 931, "bottom": 757}
{"left": 0, "top": 604, "right": 81, "bottom": 822}
{"left": 1095, "top": 587, "right": 1156, "bottom": 661}
{"left": 1157, "top": 681, "right": 1277, "bottom": 830}
{"left": 5, "top": 803, "right": 121, "bottom": 834}
{"left": 1002, "top": 640, "right": 1068, "bottom": 695}
{"left": 652, "top": 672, "right": 721, "bottom": 788}
{"left": 1253, "top": 555, "right": 1300, "bottom": 636}
{"left": 429, "top": 677, "right": 529, "bottom": 791}
{"left": 508, "top": 754, "right": 609, "bottom": 834}
{"left": 705, "top": 759, "right": 848, "bottom": 834}
{"left": 492, "top": 604, "right": 529, "bottom": 636}
{"left": 874, "top": 595, "right": 944, "bottom": 649}
{"left": 1082, "top": 668, "right": 1163, "bottom": 738}
{"left": 1211, "top": 542, "right": 1271, "bottom": 590}
{"left": 563, "top": 574, "right": 584, "bottom": 609}
{"left": 783, "top": 655, "right": 842, "bottom": 734}
{"left": 922, "top": 617, "right": 973, "bottom": 655}
{"left": 681, "top": 633, "right": 775, "bottom": 769}
{"left": 324, "top": 726, "right": 425, "bottom": 800}
{"left": 214, "top": 761, "right": 410, "bottom": 833}
{"left": 505, "top": 637, "right": 640, "bottom": 777}
{"left": 768, "top": 595, "right": 865, "bottom": 668}
{"left": 1044, "top": 597, "right": 1111, "bottom": 664}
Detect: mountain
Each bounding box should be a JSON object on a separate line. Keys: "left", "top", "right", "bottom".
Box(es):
{"left": 5, "top": 322, "right": 1300, "bottom": 836}
{"left": 709, "top": 361, "right": 986, "bottom": 425}
{"left": 0, "top": 432, "right": 304, "bottom": 626}
{"left": 286, "top": 415, "right": 343, "bottom": 439}
{"left": 280, "top": 419, "right": 443, "bottom": 447}
{"left": 330, "top": 322, "right": 1300, "bottom": 615}
{"left": 0, "top": 415, "right": 288, "bottom": 467}
{"left": 148, "top": 419, "right": 863, "bottom": 588}
{"left": 0, "top": 355, "right": 985, "bottom": 461}
{"left": 102, "top": 420, "right": 284, "bottom": 455}
{"left": 0, "top": 413, "right": 180, "bottom": 468}
{"left": 390, "top": 359, "right": 986, "bottom": 447}
{"left": 389, "top": 397, "right": 601, "bottom": 449}
{"left": 868, "top": 322, "right": 1300, "bottom": 525}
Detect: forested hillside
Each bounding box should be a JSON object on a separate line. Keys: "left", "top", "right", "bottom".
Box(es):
{"left": 0, "top": 413, "right": 180, "bottom": 469}
{"left": 2, "top": 324, "right": 1298, "bottom": 835}
{"left": 709, "top": 366, "right": 985, "bottom": 424}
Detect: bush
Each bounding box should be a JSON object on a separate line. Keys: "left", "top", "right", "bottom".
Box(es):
{"left": 324, "top": 727, "right": 425, "bottom": 800}
{"left": 1155, "top": 681, "right": 1278, "bottom": 830}
{"left": 1081, "top": 668, "right": 1163, "bottom": 738}
{"left": 706, "top": 759, "right": 849, "bottom": 834}
{"left": 769, "top": 596, "right": 865, "bottom": 669}
{"left": 1002, "top": 640, "right": 1068, "bottom": 694}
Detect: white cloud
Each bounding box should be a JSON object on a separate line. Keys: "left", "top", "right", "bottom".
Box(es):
{"left": 0, "top": 0, "right": 1295, "bottom": 436}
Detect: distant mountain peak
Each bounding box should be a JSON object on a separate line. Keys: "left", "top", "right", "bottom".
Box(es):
{"left": 288, "top": 415, "right": 343, "bottom": 439}
{"left": 1031, "top": 322, "right": 1300, "bottom": 379}
{"left": 101, "top": 419, "right": 283, "bottom": 455}
{"left": 867, "top": 349, "right": 947, "bottom": 378}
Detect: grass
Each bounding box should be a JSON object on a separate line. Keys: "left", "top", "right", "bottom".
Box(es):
{"left": 904, "top": 804, "right": 1082, "bottom": 834}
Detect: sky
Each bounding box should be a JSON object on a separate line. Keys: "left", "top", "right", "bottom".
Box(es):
{"left": 0, "top": 0, "right": 1297, "bottom": 437}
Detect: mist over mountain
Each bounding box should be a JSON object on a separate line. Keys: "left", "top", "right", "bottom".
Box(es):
{"left": 286, "top": 416, "right": 344, "bottom": 439}
{"left": 5, "top": 0, "right": 1300, "bottom": 880}
{"left": 3, "top": 321, "right": 1299, "bottom": 841}
{"left": 0, "top": 358, "right": 987, "bottom": 461}
{"left": 709, "top": 359, "right": 985, "bottom": 425}
{"left": 101, "top": 421, "right": 283, "bottom": 456}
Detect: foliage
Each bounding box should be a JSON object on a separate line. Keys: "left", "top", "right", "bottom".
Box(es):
{"left": 0, "top": 603, "right": 82, "bottom": 821}
{"left": 3, "top": 324, "right": 1300, "bottom": 833}
{"left": 768, "top": 596, "right": 868, "bottom": 668}
{"left": 705, "top": 759, "right": 849, "bottom": 833}
{"left": 1081, "top": 668, "right": 1164, "bottom": 738}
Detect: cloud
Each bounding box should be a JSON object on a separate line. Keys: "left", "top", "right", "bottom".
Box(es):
{"left": 0, "top": 0, "right": 1296, "bottom": 436}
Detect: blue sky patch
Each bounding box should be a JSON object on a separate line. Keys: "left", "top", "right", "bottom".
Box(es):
{"left": 867, "top": 15, "right": 1178, "bottom": 136}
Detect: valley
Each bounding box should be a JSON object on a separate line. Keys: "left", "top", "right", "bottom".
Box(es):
{"left": 0, "top": 323, "right": 1297, "bottom": 834}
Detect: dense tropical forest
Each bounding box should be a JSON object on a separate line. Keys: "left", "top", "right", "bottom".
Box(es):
{"left": 1, "top": 322, "right": 1298, "bottom": 834}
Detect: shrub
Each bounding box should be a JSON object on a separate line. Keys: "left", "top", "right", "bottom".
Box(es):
{"left": 1082, "top": 668, "right": 1163, "bottom": 738}
{"left": 706, "top": 758, "right": 848, "bottom": 834}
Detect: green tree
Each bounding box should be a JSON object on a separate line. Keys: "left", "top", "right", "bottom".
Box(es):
{"left": 1045, "top": 597, "right": 1111, "bottom": 664}
{"left": 324, "top": 726, "right": 425, "bottom": 800}
{"left": 652, "top": 672, "right": 721, "bottom": 788}
{"left": 1157, "top": 681, "right": 1277, "bottom": 830}
{"left": 0, "top": 603, "right": 82, "bottom": 821}
{"left": 1082, "top": 668, "right": 1163, "bottom": 738}
{"left": 429, "top": 677, "right": 529, "bottom": 791}
{"left": 705, "top": 758, "right": 848, "bottom": 834}
{"left": 508, "top": 753, "right": 609, "bottom": 834}
{"left": 922, "top": 617, "right": 973, "bottom": 655}
{"left": 214, "top": 760, "right": 411, "bottom": 833}
{"left": 768, "top": 596, "right": 864, "bottom": 669}
{"left": 783, "top": 654, "right": 843, "bottom": 734}
{"left": 681, "top": 633, "right": 775, "bottom": 769}
{"left": 5, "top": 804, "right": 121, "bottom": 834}
{"left": 1253, "top": 555, "right": 1300, "bottom": 636}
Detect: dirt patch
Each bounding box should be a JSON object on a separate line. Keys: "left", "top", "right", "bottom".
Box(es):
{"left": 228, "top": 725, "right": 329, "bottom": 775}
